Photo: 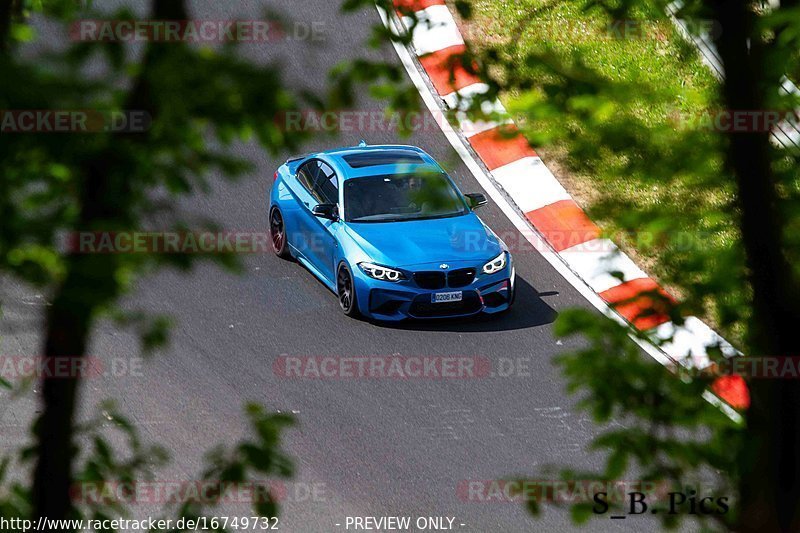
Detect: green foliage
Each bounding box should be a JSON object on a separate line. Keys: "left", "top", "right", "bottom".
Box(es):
{"left": 429, "top": 0, "right": 800, "bottom": 528}
{"left": 541, "top": 309, "right": 741, "bottom": 529}
{"left": 0, "top": 401, "right": 294, "bottom": 532}
{"left": 0, "top": 0, "right": 340, "bottom": 528}
{"left": 466, "top": 0, "right": 751, "bottom": 340}
{"left": 171, "top": 405, "right": 295, "bottom": 527}
{"left": 0, "top": 0, "right": 439, "bottom": 527}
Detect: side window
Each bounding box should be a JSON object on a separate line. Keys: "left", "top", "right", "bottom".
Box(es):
{"left": 296, "top": 161, "right": 316, "bottom": 194}
{"left": 312, "top": 162, "right": 339, "bottom": 205}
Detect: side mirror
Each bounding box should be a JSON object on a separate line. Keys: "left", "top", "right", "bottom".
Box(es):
{"left": 312, "top": 203, "right": 338, "bottom": 221}
{"left": 465, "top": 193, "right": 488, "bottom": 210}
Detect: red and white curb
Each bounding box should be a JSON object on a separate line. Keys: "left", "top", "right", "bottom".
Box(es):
{"left": 381, "top": 0, "right": 749, "bottom": 411}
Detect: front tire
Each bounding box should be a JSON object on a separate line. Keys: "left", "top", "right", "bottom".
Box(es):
{"left": 269, "top": 206, "right": 291, "bottom": 259}
{"left": 336, "top": 264, "right": 360, "bottom": 318}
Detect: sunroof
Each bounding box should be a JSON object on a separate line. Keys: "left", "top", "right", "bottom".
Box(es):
{"left": 342, "top": 150, "right": 425, "bottom": 168}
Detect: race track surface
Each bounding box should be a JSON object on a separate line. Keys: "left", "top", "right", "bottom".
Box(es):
{"left": 0, "top": 1, "right": 671, "bottom": 531}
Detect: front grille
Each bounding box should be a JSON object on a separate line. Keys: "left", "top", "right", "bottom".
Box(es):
{"left": 409, "top": 292, "right": 482, "bottom": 318}
{"left": 414, "top": 269, "right": 476, "bottom": 289}
{"left": 414, "top": 271, "right": 446, "bottom": 290}
{"left": 447, "top": 268, "right": 476, "bottom": 288}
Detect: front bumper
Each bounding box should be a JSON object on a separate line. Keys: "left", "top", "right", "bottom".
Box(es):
{"left": 352, "top": 258, "right": 515, "bottom": 321}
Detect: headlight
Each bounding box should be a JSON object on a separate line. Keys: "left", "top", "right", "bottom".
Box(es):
{"left": 359, "top": 262, "right": 406, "bottom": 282}
{"left": 482, "top": 252, "right": 507, "bottom": 274}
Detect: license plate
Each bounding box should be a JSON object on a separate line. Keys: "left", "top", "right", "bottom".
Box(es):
{"left": 432, "top": 291, "right": 463, "bottom": 303}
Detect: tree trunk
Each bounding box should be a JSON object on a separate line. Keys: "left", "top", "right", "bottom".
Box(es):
{"left": 31, "top": 0, "right": 186, "bottom": 526}
{"left": 0, "top": 0, "right": 13, "bottom": 52}
{"left": 32, "top": 262, "right": 94, "bottom": 522}
{"left": 709, "top": 0, "right": 800, "bottom": 530}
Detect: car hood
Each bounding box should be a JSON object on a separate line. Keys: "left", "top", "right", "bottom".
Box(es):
{"left": 342, "top": 213, "right": 504, "bottom": 268}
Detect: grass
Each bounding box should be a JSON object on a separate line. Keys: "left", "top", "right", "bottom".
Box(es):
{"left": 453, "top": 0, "right": 744, "bottom": 341}
{"left": 461, "top": 0, "right": 717, "bottom": 130}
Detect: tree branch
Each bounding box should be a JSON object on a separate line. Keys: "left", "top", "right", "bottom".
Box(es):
{"left": 31, "top": 0, "right": 188, "bottom": 523}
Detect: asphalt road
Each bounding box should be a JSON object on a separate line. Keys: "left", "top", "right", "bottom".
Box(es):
{"left": 0, "top": 1, "right": 672, "bottom": 531}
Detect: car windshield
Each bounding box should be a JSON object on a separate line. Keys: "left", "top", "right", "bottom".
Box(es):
{"left": 344, "top": 171, "right": 469, "bottom": 222}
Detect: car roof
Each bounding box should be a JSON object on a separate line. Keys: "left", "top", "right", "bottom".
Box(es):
{"left": 311, "top": 144, "right": 443, "bottom": 179}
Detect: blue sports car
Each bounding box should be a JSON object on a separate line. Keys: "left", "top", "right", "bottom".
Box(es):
{"left": 268, "top": 142, "right": 515, "bottom": 321}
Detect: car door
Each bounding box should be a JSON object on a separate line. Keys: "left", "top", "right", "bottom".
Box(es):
{"left": 289, "top": 161, "right": 321, "bottom": 263}
{"left": 306, "top": 160, "right": 339, "bottom": 284}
